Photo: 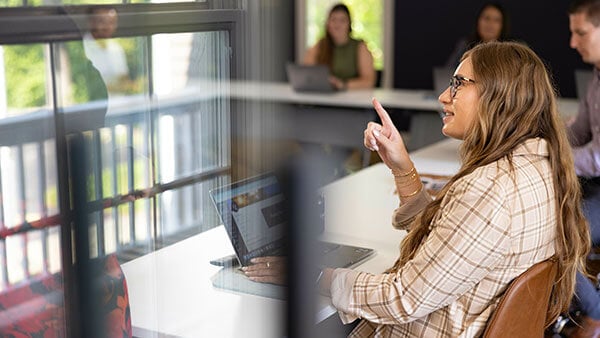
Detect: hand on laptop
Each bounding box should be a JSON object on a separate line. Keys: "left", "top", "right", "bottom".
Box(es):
{"left": 329, "top": 75, "right": 347, "bottom": 91}
{"left": 242, "top": 256, "right": 286, "bottom": 285}
{"left": 317, "top": 268, "right": 335, "bottom": 297}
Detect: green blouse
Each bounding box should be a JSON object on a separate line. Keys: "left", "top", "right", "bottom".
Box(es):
{"left": 331, "top": 38, "right": 361, "bottom": 81}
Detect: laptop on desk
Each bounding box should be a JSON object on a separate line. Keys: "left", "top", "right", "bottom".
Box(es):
{"left": 208, "top": 173, "right": 374, "bottom": 268}
{"left": 286, "top": 63, "right": 336, "bottom": 93}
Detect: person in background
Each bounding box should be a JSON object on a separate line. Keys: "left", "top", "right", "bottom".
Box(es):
{"left": 304, "top": 3, "right": 376, "bottom": 90}
{"left": 318, "top": 41, "right": 590, "bottom": 337}
{"left": 84, "top": 6, "right": 132, "bottom": 94}
{"left": 445, "top": 2, "right": 510, "bottom": 68}
{"left": 562, "top": 1, "right": 600, "bottom": 337}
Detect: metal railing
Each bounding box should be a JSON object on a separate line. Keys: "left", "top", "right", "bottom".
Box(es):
{"left": 0, "top": 85, "right": 231, "bottom": 290}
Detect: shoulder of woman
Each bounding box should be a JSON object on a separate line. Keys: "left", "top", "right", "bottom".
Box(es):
{"left": 356, "top": 38, "right": 368, "bottom": 46}
{"left": 356, "top": 40, "right": 373, "bottom": 55}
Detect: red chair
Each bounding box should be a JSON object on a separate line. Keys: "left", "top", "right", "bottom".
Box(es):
{"left": 0, "top": 253, "right": 132, "bottom": 337}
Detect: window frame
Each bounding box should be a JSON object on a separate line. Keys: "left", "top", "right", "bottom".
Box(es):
{"left": 0, "top": 1, "right": 244, "bottom": 336}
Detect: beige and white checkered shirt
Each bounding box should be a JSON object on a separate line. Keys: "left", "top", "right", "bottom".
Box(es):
{"left": 330, "top": 138, "right": 557, "bottom": 337}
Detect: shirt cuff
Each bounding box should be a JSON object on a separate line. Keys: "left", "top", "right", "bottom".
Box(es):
{"left": 392, "top": 189, "right": 432, "bottom": 230}
{"left": 330, "top": 268, "right": 361, "bottom": 324}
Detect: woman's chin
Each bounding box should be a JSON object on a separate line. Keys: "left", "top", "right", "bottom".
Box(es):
{"left": 441, "top": 126, "right": 463, "bottom": 140}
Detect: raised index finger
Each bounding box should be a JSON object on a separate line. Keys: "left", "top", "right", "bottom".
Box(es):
{"left": 372, "top": 98, "right": 393, "bottom": 128}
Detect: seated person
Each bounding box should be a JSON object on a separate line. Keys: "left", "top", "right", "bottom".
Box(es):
{"left": 303, "top": 3, "right": 376, "bottom": 90}
{"left": 316, "top": 42, "right": 590, "bottom": 337}
{"left": 562, "top": 1, "right": 600, "bottom": 336}
{"left": 445, "top": 2, "right": 511, "bottom": 68}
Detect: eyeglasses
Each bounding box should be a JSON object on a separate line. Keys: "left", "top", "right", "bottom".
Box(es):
{"left": 449, "top": 75, "right": 476, "bottom": 98}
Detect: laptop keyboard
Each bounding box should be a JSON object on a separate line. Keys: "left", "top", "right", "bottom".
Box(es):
{"left": 317, "top": 241, "right": 340, "bottom": 255}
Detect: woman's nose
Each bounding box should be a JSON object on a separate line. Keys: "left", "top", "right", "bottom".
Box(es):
{"left": 439, "top": 86, "right": 451, "bottom": 104}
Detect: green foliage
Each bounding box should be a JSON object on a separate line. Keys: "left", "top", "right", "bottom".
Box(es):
{"left": 113, "top": 37, "right": 148, "bottom": 95}
{"left": 306, "top": 0, "right": 384, "bottom": 70}
{"left": 64, "top": 41, "right": 107, "bottom": 104}
{"left": 0, "top": 0, "right": 24, "bottom": 6}
{"left": 4, "top": 45, "right": 47, "bottom": 109}
{"left": 61, "top": 0, "right": 119, "bottom": 4}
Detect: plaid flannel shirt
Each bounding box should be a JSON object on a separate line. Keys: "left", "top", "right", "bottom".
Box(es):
{"left": 330, "top": 138, "right": 557, "bottom": 337}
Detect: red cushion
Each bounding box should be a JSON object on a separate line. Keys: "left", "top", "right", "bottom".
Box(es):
{"left": 0, "top": 254, "right": 131, "bottom": 338}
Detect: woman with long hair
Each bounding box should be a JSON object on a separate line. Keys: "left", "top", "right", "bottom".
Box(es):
{"left": 318, "top": 41, "right": 591, "bottom": 337}
{"left": 303, "top": 3, "right": 375, "bottom": 90}
{"left": 445, "top": 2, "right": 511, "bottom": 68}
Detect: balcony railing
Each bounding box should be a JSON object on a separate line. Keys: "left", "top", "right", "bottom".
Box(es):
{"left": 0, "top": 81, "right": 231, "bottom": 290}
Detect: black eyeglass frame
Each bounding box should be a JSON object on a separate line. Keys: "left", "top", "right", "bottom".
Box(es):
{"left": 449, "top": 75, "right": 476, "bottom": 98}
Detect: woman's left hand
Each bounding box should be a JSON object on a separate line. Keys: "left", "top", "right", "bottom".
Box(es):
{"left": 318, "top": 268, "right": 335, "bottom": 296}
{"left": 328, "top": 76, "right": 346, "bottom": 90}
{"left": 242, "top": 256, "right": 286, "bottom": 285}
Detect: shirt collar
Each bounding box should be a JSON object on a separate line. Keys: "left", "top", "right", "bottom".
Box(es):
{"left": 512, "top": 138, "right": 549, "bottom": 157}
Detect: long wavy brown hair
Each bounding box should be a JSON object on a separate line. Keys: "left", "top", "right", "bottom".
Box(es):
{"left": 394, "top": 41, "right": 590, "bottom": 325}
{"left": 315, "top": 3, "right": 351, "bottom": 69}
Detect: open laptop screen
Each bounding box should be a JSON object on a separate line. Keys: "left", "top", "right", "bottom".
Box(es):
{"left": 209, "top": 174, "right": 287, "bottom": 266}
{"left": 286, "top": 63, "right": 336, "bottom": 93}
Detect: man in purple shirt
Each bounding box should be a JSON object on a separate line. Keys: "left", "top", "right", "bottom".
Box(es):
{"left": 566, "top": 1, "right": 600, "bottom": 336}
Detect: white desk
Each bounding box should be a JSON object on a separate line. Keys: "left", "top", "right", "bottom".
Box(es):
{"left": 228, "top": 81, "right": 440, "bottom": 111}
{"left": 121, "top": 138, "right": 464, "bottom": 337}
{"left": 121, "top": 226, "right": 286, "bottom": 338}
{"left": 227, "top": 81, "right": 579, "bottom": 117}
{"left": 227, "top": 81, "right": 578, "bottom": 153}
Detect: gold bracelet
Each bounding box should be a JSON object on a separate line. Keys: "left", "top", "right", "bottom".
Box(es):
{"left": 398, "top": 184, "right": 423, "bottom": 198}
{"left": 394, "top": 172, "right": 417, "bottom": 182}
{"left": 391, "top": 166, "right": 415, "bottom": 177}
{"left": 397, "top": 182, "right": 419, "bottom": 189}
{"left": 394, "top": 173, "right": 419, "bottom": 185}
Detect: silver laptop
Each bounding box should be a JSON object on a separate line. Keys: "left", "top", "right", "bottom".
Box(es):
{"left": 286, "top": 63, "right": 336, "bottom": 93}
{"left": 209, "top": 173, "right": 374, "bottom": 268}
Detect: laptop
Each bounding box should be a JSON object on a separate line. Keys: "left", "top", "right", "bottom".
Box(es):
{"left": 209, "top": 173, "right": 374, "bottom": 268}
{"left": 286, "top": 63, "right": 336, "bottom": 93}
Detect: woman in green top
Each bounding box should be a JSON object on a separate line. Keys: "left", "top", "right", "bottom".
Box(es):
{"left": 304, "top": 3, "right": 376, "bottom": 90}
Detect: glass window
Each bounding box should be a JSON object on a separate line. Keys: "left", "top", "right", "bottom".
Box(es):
{"left": 0, "top": 4, "right": 237, "bottom": 336}
{"left": 3, "top": 44, "right": 50, "bottom": 116}
{"left": 0, "top": 41, "right": 65, "bottom": 335}
{"left": 154, "top": 31, "right": 231, "bottom": 236}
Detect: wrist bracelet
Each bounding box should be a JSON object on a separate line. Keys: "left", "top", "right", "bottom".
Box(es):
{"left": 399, "top": 184, "right": 423, "bottom": 198}
{"left": 394, "top": 172, "right": 417, "bottom": 182}
{"left": 392, "top": 166, "right": 415, "bottom": 177}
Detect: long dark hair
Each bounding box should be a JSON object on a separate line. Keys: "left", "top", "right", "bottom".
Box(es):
{"left": 315, "top": 3, "right": 351, "bottom": 69}
{"left": 466, "top": 3, "right": 510, "bottom": 47}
